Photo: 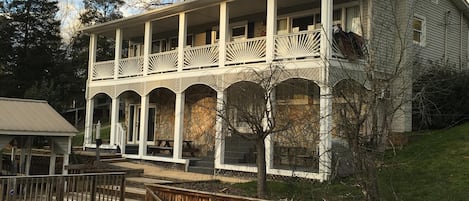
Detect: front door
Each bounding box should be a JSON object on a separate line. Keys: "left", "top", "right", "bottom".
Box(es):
{"left": 127, "top": 104, "right": 156, "bottom": 145}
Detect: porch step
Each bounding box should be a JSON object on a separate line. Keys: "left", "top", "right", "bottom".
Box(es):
{"left": 187, "top": 166, "right": 214, "bottom": 174}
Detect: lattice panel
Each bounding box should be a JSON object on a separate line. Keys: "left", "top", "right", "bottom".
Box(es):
{"left": 275, "top": 31, "right": 320, "bottom": 59}
{"left": 93, "top": 60, "right": 114, "bottom": 80}
{"left": 226, "top": 37, "right": 266, "bottom": 64}
{"left": 184, "top": 44, "right": 219, "bottom": 68}
{"left": 118, "top": 56, "right": 144, "bottom": 77}
{"left": 149, "top": 51, "right": 178, "bottom": 73}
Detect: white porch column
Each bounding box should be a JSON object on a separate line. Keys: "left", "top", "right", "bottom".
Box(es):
{"left": 319, "top": 85, "right": 332, "bottom": 181}
{"left": 214, "top": 90, "right": 226, "bottom": 166}
{"left": 49, "top": 141, "right": 56, "bottom": 175}
{"left": 320, "top": 0, "right": 333, "bottom": 60}
{"left": 84, "top": 98, "right": 95, "bottom": 147}
{"left": 143, "top": 21, "right": 153, "bottom": 76}
{"left": 177, "top": 12, "right": 187, "bottom": 71}
{"left": 266, "top": 0, "right": 277, "bottom": 62}
{"left": 218, "top": 2, "right": 229, "bottom": 67}
{"left": 25, "top": 137, "right": 32, "bottom": 175}
{"left": 173, "top": 92, "right": 185, "bottom": 159}
{"left": 138, "top": 95, "right": 149, "bottom": 157}
{"left": 114, "top": 28, "right": 123, "bottom": 79}
{"left": 265, "top": 88, "right": 275, "bottom": 170}
{"left": 110, "top": 97, "right": 120, "bottom": 146}
{"left": 88, "top": 34, "right": 97, "bottom": 81}
{"left": 62, "top": 137, "right": 72, "bottom": 175}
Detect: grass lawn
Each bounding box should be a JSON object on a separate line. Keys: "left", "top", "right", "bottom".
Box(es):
{"left": 232, "top": 123, "right": 469, "bottom": 200}
{"left": 72, "top": 125, "right": 111, "bottom": 146}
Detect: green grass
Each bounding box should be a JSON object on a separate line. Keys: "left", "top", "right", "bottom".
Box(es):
{"left": 232, "top": 123, "right": 469, "bottom": 200}
{"left": 72, "top": 125, "right": 111, "bottom": 146}
{"left": 379, "top": 123, "right": 469, "bottom": 201}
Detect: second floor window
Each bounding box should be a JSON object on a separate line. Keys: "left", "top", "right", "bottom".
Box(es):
{"left": 413, "top": 15, "right": 426, "bottom": 46}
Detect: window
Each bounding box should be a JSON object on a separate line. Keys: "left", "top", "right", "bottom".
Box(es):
{"left": 346, "top": 6, "right": 361, "bottom": 35}
{"left": 292, "top": 15, "right": 313, "bottom": 32}
{"left": 231, "top": 25, "right": 247, "bottom": 41}
{"left": 413, "top": 15, "right": 425, "bottom": 45}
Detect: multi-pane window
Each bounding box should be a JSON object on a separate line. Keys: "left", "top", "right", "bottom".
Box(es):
{"left": 413, "top": 15, "right": 425, "bottom": 45}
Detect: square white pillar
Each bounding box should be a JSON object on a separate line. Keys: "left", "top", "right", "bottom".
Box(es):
{"left": 214, "top": 90, "right": 226, "bottom": 166}
{"left": 114, "top": 28, "right": 123, "bottom": 79}
{"left": 178, "top": 13, "right": 187, "bottom": 71}
{"left": 138, "top": 95, "right": 149, "bottom": 157}
{"left": 218, "top": 2, "right": 229, "bottom": 67}
{"left": 88, "top": 34, "right": 97, "bottom": 80}
{"left": 319, "top": 85, "right": 332, "bottom": 181}
{"left": 143, "top": 21, "right": 153, "bottom": 76}
{"left": 84, "top": 98, "right": 95, "bottom": 147}
{"left": 173, "top": 92, "right": 185, "bottom": 160}
{"left": 110, "top": 97, "right": 120, "bottom": 147}
{"left": 320, "top": 0, "right": 333, "bottom": 60}
{"left": 266, "top": 0, "right": 277, "bottom": 62}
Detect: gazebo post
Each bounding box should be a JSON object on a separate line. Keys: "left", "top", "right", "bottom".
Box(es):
{"left": 25, "top": 136, "right": 32, "bottom": 175}
{"left": 49, "top": 140, "right": 56, "bottom": 175}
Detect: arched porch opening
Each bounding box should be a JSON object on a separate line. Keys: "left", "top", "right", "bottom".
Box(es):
{"left": 89, "top": 93, "right": 112, "bottom": 145}
{"left": 223, "top": 81, "right": 265, "bottom": 165}
{"left": 117, "top": 91, "right": 141, "bottom": 155}
{"left": 183, "top": 84, "right": 217, "bottom": 158}
{"left": 145, "top": 88, "right": 176, "bottom": 157}
{"left": 273, "top": 78, "right": 320, "bottom": 172}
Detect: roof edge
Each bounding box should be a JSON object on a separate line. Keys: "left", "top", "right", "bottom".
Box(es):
{"left": 0, "top": 97, "right": 47, "bottom": 103}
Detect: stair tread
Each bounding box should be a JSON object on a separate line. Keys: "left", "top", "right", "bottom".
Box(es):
{"left": 126, "top": 177, "right": 172, "bottom": 184}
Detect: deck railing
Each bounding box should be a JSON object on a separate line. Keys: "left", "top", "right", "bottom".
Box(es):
{"left": 118, "top": 56, "right": 144, "bottom": 78}
{"left": 91, "top": 31, "right": 331, "bottom": 81}
{"left": 184, "top": 44, "right": 219, "bottom": 69}
{"left": 275, "top": 30, "right": 321, "bottom": 59}
{"left": 226, "top": 37, "right": 266, "bottom": 64}
{"left": 148, "top": 50, "right": 178, "bottom": 74}
{"left": 93, "top": 60, "right": 114, "bottom": 80}
{"left": 0, "top": 172, "right": 126, "bottom": 201}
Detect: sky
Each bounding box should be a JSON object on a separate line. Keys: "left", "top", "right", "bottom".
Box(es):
{"left": 56, "top": 0, "right": 170, "bottom": 43}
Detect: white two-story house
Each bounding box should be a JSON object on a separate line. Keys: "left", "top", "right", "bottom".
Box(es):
{"left": 81, "top": 0, "right": 469, "bottom": 180}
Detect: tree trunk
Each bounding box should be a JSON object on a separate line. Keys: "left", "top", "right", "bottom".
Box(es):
{"left": 256, "top": 138, "right": 267, "bottom": 198}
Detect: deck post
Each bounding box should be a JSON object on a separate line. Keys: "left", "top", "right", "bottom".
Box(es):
{"left": 114, "top": 28, "right": 122, "bottom": 79}
{"left": 218, "top": 2, "right": 229, "bottom": 67}
{"left": 214, "top": 90, "right": 226, "bottom": 166}
{"left": 110, "top": 97, "right": 120, "bottom": 147}
{"left": 173, "top": 92, "right": 185, "bottom": 160}
{"left": 178, "top": 12, "right": 187, "bottom": 71}
{"left": 138, "top": 95, "right": 149, "bottom": 157}
{"left": 143, "top": 21, "right": 152, "bottom": 76}
{"left": 266, "top": 0, "right": 277, "bottom": 62}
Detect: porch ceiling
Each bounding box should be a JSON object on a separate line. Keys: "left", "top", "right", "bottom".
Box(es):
{"left": 86, "top": 0, "right": 357, "bottom": 39}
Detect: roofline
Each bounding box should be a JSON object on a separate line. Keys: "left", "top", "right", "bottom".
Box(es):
{"left": 80, "top": 0, "right": 227, "bottom": 34}
{"left": 451, "top": 0, "right": 469, "bottom": 19}
{"left": 0, "top": 130, "right": 77, "bottom": 137}
{"left": 0, "top": 97, "right": 47, "bottom": 103}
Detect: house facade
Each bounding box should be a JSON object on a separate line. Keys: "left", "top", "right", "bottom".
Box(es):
{"left": 81, "top": 0, "right": 469, "bottom": 180}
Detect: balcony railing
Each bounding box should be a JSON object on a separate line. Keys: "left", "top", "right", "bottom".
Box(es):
{"left": 93, "top": 60, "right": 114, "bottom": 80}
{"left": 275, "top": 30, "right": 321, "bottom": 59}
{"left": 148, "top": 50, "right": 178, "bottom": 74}
{"left": 91, "top": 31, "right": 328, "bottom": 81}
{"left": 119, "top": 56, "right": 144, "bottom": 78}
{"left": 226, "top": 37, "right": 266, "bottom": 64}
{"left": 184, "top": 44, "right": 219, "bottom": 69}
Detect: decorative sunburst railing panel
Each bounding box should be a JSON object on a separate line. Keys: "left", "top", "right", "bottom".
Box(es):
{"left": 118, "top": 56, "right": 144, "bottom": 78}
{"left": 275, "top": 30, "right": 320, "bottom": 59}
{"left": 93, "top": 60, "right": 114, "bottom": 80}
{"left": 226, "top": 37, "right": 266, "bottom": 64}
{"left": 184, "top": 44, "right": 219, "bottom": 69}
{"left": 148, "top": 51, "right": 178, "bottom": 73}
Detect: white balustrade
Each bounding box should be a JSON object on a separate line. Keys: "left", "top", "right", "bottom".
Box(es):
{"left": 148, "top": 51, "right": 178, "bottom": 73}
{"left": 93, "top": 60, "right": 114, "bottom": 80}
{"left": 226, "top": 37, "right": 266, "bottom": 64}
{"left": 119, "top": 56, "right": 144, "bottom": 77}
{"left": 275, "top": 30, "right": 321, "bottom": 59}
{"left": 184, "top": 44, "right": 219, "bottom": 69}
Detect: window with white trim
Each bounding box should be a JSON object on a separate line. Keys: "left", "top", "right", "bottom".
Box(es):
{"left": 413, "top": 15, "right": 426, "bottom": 46}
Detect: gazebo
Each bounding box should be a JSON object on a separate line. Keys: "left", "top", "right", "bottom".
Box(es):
{"left": 0, "top": 97, "right": 77, "bottom": 175}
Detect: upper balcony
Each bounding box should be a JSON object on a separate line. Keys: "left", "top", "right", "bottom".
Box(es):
{"left": 84, "top": 0, "right": 364, "bottom": 83}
